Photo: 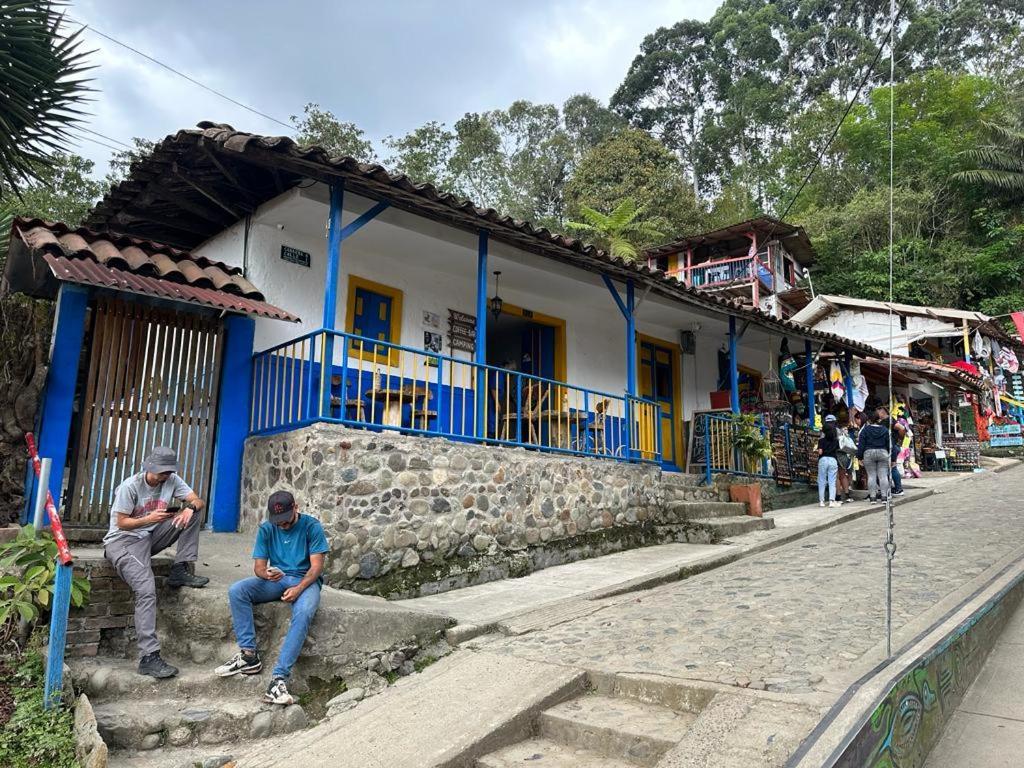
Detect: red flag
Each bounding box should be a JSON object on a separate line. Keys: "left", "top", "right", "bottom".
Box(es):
{"left": 1011, "top": 312, "right": 1024, "bottom": 343}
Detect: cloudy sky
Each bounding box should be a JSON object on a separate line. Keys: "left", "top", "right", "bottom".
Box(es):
{"left": 65, "top": 0, "right": 719, "bottom": 175}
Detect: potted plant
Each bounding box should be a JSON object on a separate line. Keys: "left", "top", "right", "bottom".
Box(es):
{"left": 728, "top": 413, "right": 773, "bottom": 517}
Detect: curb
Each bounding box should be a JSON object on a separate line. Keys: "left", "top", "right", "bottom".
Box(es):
{"left": 448, "top": 461, "right": 1022, "bottom": 643}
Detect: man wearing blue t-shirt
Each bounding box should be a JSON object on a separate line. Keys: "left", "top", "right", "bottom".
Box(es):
{"left": 214, "top": 491, "right": 330, "bottom": 705}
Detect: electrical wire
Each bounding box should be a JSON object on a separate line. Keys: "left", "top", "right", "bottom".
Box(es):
{"left": 64, "top": 15, "right": 294, "bottom": 131}
{"left": 74, "top": 126, "right": 133, "bottom": 150}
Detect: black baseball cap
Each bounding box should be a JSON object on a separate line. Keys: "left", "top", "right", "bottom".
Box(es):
{"left": 267, "top": 491, "right": 296, "bottom": 524}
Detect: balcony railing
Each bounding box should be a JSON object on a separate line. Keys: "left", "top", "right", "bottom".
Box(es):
{"left": 701, "top": 412, "right": 772, "bottom": 485}
{"left": 250, "top": 329, "right": 661, "bottom": 464}
{"left": 668, "top": 252, "right": 775, "bottom": 291}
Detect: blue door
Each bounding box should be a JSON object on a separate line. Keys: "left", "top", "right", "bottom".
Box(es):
{"left": 639, "top": 340, "right": 679, "bottom": 469}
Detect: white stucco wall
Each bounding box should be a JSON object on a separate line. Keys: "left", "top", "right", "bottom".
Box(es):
{"left": 806, "top": 309, "right": 961, "bottom": 355}
{"left": 196, "top": 188, "right": 779, "bottom": 430}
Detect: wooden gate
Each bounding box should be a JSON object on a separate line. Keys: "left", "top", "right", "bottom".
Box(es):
{"left": 67, "top": 297, "right": 223, "bottom": 533}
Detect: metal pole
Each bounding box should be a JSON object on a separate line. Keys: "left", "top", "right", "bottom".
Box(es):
{"left": 32, "top": 458, "right": 52, "bottom": 535}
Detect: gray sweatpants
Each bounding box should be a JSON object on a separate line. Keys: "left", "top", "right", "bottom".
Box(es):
{"left": 863, "top": 448, "right": 891, "bottom": 500}
{"left": 104, "top": 514, "right": 201, "bottom": 657}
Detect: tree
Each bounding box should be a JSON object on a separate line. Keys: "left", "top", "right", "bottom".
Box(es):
{"left": 954, "top": 120, "right": 1024, "bottom": 195}
{"left": 0, "top": 2, "right": 91, "bottom": 191}
{"left": 383, "top": 121, "right": 455, "bottom": 189}
{"left": 566, "top": 198, "right": 664, "bottom": 261}
{"left": 290, "top": 103, "right": 376, "bottom": 162}
{"left": 565, "top": 129, "right": 704, "bottom": 240}
{"left": 106, "top": 137, "right": 156, "bottom": 187}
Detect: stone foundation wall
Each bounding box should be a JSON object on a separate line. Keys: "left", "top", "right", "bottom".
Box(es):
{"left": 242, "top": 424, "right": 663, "bottom": 597}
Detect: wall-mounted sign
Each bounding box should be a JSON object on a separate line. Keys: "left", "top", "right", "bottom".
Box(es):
{"left": 280, "top": 245, "right": 311, "bottom": 267}
{"left": 447, "top": 309, "right": 476, "bottom": 353}
{"left": 989, "top": 423, "right": 1023, "bottom": 447}
{"left": 422, "top": 311, "right": 441, "bottom": 329}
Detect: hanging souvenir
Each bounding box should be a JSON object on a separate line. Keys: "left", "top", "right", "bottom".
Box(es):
{"left": 996, "top": 344, "right": 1019, "bottom": 373}
{"left": 972, "top": 330, "right": 991, "bottom": 360}
{"left": 851, "top": 374, "right": 869, "bottom": 410}
{"left": 829, "top": 362, "right": 845, "bottom": 403}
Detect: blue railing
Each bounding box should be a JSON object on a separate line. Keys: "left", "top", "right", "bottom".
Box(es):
{"left": 250, "top": 329, "right": 661, "bottom": 464}
{"left": 701, "top": 412, "right": 772, "bottom": 485}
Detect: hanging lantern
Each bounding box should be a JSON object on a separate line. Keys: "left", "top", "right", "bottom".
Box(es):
{"left": 490, "top": 271, "right": 503, "bottom": 321}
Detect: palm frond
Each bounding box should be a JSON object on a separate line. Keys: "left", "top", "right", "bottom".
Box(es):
{"left": 608, "top": 236, "right": 639, "bottom": 262}
{"left": 953, "top": 169, "right": 1024, "bottom": 193}
{"left": 960, "top": 147, "right": 1024, "bottom": 173}
{"left": 607, "top": 198, "right": 641, "bottom": 230}
{"left": 0, "top": 3, "right": 94, "bottom": 191}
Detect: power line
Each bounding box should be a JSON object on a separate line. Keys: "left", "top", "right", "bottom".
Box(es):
{"left": 64, "top": 15, "right": 294, "bottom": 131}
{"left": 73, "top": 126, "right": 133, "bottom": 150}
{"left": 67, "top": 132, "right": 123, "bottom": 154}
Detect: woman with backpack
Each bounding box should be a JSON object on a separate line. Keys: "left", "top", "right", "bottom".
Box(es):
{"left": 817, "top": 415, "right": 841, "bottom": 508}
{"left": 836, "top": 417, "right": 857, "bottom": 503}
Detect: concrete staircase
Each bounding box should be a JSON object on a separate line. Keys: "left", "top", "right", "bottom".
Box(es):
{"left": 656, "top": 500, "right": 774, "bottom": 544}
{"left": 476, "top": 689, "right": 697, "bottom": 767}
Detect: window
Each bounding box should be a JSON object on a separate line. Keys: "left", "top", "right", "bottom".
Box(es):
{"left": 345, "top": 276, "right": 403, "bottom": 362}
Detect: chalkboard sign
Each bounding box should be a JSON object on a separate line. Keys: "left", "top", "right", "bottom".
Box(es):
{"left": 447, "top": 309, "right": 476, "bottom": 353}
{"left": 686, "top": 409, "right": 729, "bottom": 473}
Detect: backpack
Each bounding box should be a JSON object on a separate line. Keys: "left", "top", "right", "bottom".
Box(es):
{"left": 838, "top": 430, "right": 857, "bottom": 455}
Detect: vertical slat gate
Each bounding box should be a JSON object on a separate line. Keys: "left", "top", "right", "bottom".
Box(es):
{"left": 67, "top": 298, "right": 224, "bottom": 533}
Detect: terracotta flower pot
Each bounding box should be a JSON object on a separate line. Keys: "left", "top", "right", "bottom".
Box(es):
{"left": 729, "top": 482, "right": 763, "bottom": 517}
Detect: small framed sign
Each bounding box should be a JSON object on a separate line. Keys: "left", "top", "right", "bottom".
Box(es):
{"left": 280, "top": 245, "right": 311, "bottom": 267}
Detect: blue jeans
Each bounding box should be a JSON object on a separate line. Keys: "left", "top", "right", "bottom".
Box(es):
{"left": 227, "top": 575, "right": 321, "bottom": 679}
{"left": 818, "top": 456, "right": 838, "bottom": 502}
{"left": 891, "top": 465, "right": 904, "bottom": 493}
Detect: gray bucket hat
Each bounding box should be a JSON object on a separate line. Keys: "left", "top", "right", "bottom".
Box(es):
{"left": 143, "top": 447, "right": 178, "bottom": 474}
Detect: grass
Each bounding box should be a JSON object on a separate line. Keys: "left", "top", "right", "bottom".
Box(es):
{"left": 0, "top": 644, "right": 78, "bottom": 768}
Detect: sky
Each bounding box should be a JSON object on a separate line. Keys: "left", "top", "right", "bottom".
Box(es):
{"left": 65, "top": 0, "right": 720, "bottom": 175}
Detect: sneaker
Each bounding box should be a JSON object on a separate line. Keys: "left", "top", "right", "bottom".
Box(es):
{"left": 819, "top": 501, "right": 827, "bottom": 508}
{"left": 139, "top": 652, "right": 178, "bottom": 679}
{"left": 215, "top": 650, "right": 262, "bottom": 677}
{"left": 263, "top": 677, "right": 294, "bottom": 705}
{"left": 167, "top": 563, "right": 210, "bottom": 588}
{"left": 829, "top": 501, "right": 841, "bottom": 508}
{"left": 892, "top": 490, "right": 905, "bottom": 497}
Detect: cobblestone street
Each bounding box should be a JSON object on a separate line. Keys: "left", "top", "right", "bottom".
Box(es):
{"left": 481, "top": 467, "right": 1024, "bottom": 695}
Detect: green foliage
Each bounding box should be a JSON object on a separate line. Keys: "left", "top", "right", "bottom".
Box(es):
{"left": 0, "top": 526, "right": 90, "bottom": 647}
{"left": 565, "top": 129, "right": 703, "bottom": 238}
{"left": 0, "top": 2, "right": 92, "bottom": 192}
{"left": 730, "top": 413, "right": 772, "bottom": 463}
{"left": 291, "top": 103, "right": 376, "bottom": 162}
{"left": 105, "top": 137, "right": 156, "bottom": 188}
{"left": 566, "top": 198, "right": 664, "bottom": 262}
{"left": 955, "top": 119, "right": 1024, "bottom": 195}
{"left": 0, "top": 649, "right": 78, "bottom": 768}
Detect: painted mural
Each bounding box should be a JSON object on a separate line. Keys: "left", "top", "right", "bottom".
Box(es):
{"left": 834, "top": 588, "right": 1019, "bottom": 768}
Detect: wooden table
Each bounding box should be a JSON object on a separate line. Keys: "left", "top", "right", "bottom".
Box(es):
{"left": 531, "top": 410, "right": 588, "bottom": 449}
{"left": 368, "top": 385, "right": 431, "bottom": 427}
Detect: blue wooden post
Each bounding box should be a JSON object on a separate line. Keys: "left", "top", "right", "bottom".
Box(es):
{"left": 44, "top": 562, "right": 72, "bottom": 708}
{"left": 475, "top": 231, "right": 489, "bottom": 437}
{"left": 321, "top": 183, "right": 345, "bottom": 415}
{"left": 31, "top": 284, "right": 89, "bottom": 519}
{"left": 805, "top": 340, "right": 816, "bottom": 426}
{"left": 728, "top": 316, "right": 740, "bottom": 414}
{"left": 844, "top": 350, "right": 855, "bottom": 410}
{"left": 624, "top": 280, "right": 636, "bottom": 459}
{"left": 208, "top": 314, "right": 255, "bottom": 532}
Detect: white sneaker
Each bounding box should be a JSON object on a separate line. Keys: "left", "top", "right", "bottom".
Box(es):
{"left": 829, "top": 501, "right": 841, "bottom": 508}
{"left": 263, "top": 677, "right": 294, "bottom": 705}
{"left": 819, "top": 501, "right": 826, "bottom": 508}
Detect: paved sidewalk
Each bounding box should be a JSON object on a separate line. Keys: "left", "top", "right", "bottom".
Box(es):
{"left": 924, "top": 601, "right": 1024, "bottom": 767}
{"left": 399, "top": 466, "right": 1002, "bottom": 636}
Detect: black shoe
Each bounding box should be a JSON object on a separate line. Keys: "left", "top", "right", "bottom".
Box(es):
{"left": 139, "top": 652, "right": 178, "bottom": 679}
{"left": 215, "top": 650, "right": 263, "bottom": 677}
{"left": 263, "top": 677, "right": 294, "bottom": 705}
{"left": 892, "top": 490, "right": 904, "bottom": 496}
{"left": 167, "top": 563, "right": 210, "bottom": 588}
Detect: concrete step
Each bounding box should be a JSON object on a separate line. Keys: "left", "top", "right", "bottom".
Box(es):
{"left": 689, "top": 516, "right": 775, "bottom": 538}
{"left": 477, "top": 737, "right": 632, "bottom": 767}
{"left": 93, "top": 694, "right": 308, "bottom": 751}
{"left": 662, "top": 500, "right": 749, "bottom": 520}
{"left": 70, "top": 655, "right": 271, "bottom": 704}
{"left": 539, "top": 693, "right": 695, "bottom": 766}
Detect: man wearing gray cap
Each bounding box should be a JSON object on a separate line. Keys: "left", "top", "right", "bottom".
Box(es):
{"left": 104, "top": 447, "right": 208, "bottom": 679}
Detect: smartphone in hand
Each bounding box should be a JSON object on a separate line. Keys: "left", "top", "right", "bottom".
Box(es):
{"left": 265, "top": 566, "right": 283, "bottom": 580}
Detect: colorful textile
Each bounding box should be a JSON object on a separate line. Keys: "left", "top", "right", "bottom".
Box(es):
{"left": 829, "top": 362, "right": 845, "bottom": 403}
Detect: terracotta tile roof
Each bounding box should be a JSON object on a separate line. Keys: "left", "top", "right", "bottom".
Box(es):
{"left": 84, "top": 122, "right": 884, "bottom": 358}
{"left": 6, "top": 218, "right": 298, "bottom": 322}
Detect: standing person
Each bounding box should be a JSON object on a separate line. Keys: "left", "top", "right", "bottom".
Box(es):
{"left": 877, "top": 406, "right": 907, "bottom": 496}
{"left": 836, "top": 419, "right": 856, "bottom": 503}
{"left": 104, "top": 447, "right": 209, "bottom": 679}
{"left": 817, "top": 415, "right": 840, "bottom": 508}
{"left": 215, "top": 491, "right": 330, "bottom": 706}
{"left": 857, "top": 413, "right": 892, "bottom": 503}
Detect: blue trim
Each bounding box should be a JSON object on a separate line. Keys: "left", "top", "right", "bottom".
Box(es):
{"left": 601, "top": 273, "right": 629, "bottom": 319}
{"left": 728, "top": 316, "right": 740, "bottom": 413}
{"left": 625, "top": 281, "right": 636, "bottom": 397}
{"left": 208, "top": 314, "right": 255, "bottom": 532}
{"left": 805, "top": 339, "right": 816, "bottom": 425}
{"left": 340, "top": 200, "right": 390, "bottom": 240}
{"left": 44, "top": 563, "right": 73, "bottom": 708}
{"left": 322, "top": 183, "right": 345, "bottom": 330}
{"left": 475, "top": 230, "right": 488, "bottom": 437}
{"left": 31, "top": 284, "right": 88, "bottom": 520}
